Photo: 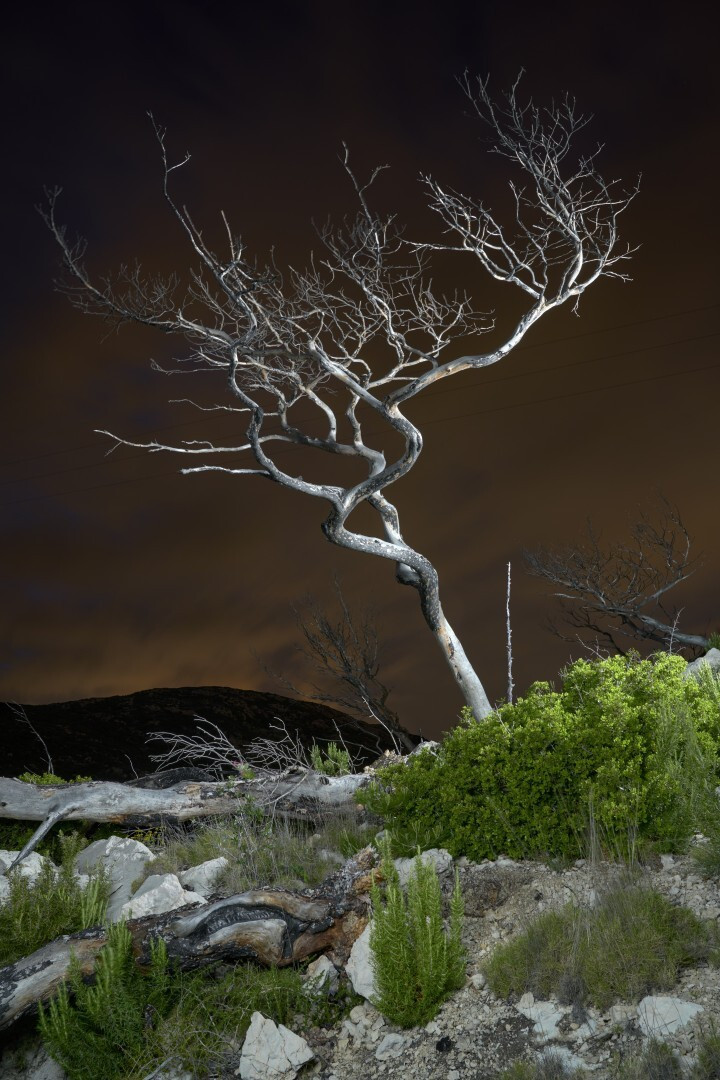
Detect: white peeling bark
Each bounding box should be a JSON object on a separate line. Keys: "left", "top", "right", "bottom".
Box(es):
{"left": 433, "top": 611, "right": 493, "bottom": 719}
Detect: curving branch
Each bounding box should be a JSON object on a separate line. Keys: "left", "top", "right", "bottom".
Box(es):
{"left": 42, "top": 73, "right": 637, "bottom": 720}
{"left": 524, "top": 497, "right": 709, "bottom": 655}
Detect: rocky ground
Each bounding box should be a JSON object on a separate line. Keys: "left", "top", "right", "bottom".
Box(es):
{"left": 290, "top": 849, "right": 720, "bottom": 1079}
{"left": 3, "top": 847, "right": 720, "bottom": 1079}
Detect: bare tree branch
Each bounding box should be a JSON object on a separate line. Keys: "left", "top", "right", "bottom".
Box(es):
{"left": 524, "top": 497, "right": 709, "bottom": 656}
{"left": 260, "top": 578, "right": 417, "bottom": 753}
{"left": 42, "top": 73, "right": 637, "bottom": 720}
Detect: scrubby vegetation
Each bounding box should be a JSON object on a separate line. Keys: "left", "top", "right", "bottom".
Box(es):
{"left": 0, "top": 831, "right": 110, "bottom": 966}
{"left": 370, "top": 837, "right": 465, "bottom": 1027}
{"left": 38, "top": 920, "right": 355, "bottom": 1079}
{"left": 360, "top": 653, "right": 720, "bottom": 861}
{"left": 501, "top": 1026, "right": 720, "bottom": 1078}
{"left": 483, "top": 876, "right": 720, "bottom": 1009}
{"left": 310, "top": 739, "right": 353, "bottom": 776}
{"left": 2, "top": 651, "right": 720, "bottom": 1077}
{"left": 142, "top": 801, "right": 376, "bottom": 894}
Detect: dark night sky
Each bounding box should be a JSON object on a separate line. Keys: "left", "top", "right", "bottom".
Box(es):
{"left": 1, "top": 1, "right": 718, "bottom": 739}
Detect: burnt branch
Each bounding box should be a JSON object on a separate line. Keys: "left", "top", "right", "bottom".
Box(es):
{"left": 525, "top": 498, "right": 708, "bottom": 655}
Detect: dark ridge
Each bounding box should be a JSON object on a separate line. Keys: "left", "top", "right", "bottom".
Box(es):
{"left": 0, "top": 686, "right": 407, "bottom": 782}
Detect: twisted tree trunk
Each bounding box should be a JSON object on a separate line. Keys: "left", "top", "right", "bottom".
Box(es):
{"left": 0, "top": 847, "right": 377, "bottom": 1031}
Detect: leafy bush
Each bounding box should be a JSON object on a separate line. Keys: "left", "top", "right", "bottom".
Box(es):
{"left": 483, "top": 880, "right": 719, "bottom": 1011}
{"left": 360, "top": 654, "right": 720, "bottom": 861}
{"left": 0, "top": 832, "right": 110, "bottom": 966}
{"left": 369, "top": 838, "right": 465, "bottom": 1027}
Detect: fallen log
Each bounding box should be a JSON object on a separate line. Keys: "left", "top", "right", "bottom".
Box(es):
{"left": 0, "top": 846, "right": 377, "bottom": 1031}
{"left": 0, "top": 767, "right": 373, "bottom": 870}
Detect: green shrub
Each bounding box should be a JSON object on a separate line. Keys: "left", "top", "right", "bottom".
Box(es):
{"left": 483, "top": 881, "right": 719, "bottom": 1011}
{"left": 16, "top": 771, "right": 92, "bottom": 785}
{"left": 0, "top": 832, "right": 110, "bottom": 966}
{"left": 310, "top": 740, "right": 352, "bottom": 776}
{"left": 38, "top": 921, "right": 174, "bottom": 1079}
{"left": 369, "top": 838, "right": 465, "bottom": 1027}
{"left": 39, "top": 919, "right": 356, "bottom": 1079}
{"left": 360, "top": 654, "right": 720, "bottom": 862}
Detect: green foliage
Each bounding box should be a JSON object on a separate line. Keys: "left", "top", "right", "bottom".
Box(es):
{"left": 38, "top": 920, "right": 356, "bottom": 1079}
{"left": 360, "top": 654, "right": 720, "bottom": 862}
{"left": 0, "top": 832, "right": 110, "bottom": 966}
{"left": 707, "top": 632, "right": 720, "bottom": 651}
{"left": 483, "top": 881, "right": 719, "bottom": 1011}
{"left": 500, "top": 1051, "right": 587, "bottom": 1078}
{"left": 310, "top": 740, "right": 352, "bottom": 776}
{"left": 141, "top": 804, "right": 372, "bottom": 897}
{"left": 369, "top": 837, "right": 465, "bottom": 1027}
{"left": 613, "top": 1039, "right": 684, "bottom": 1080}
{"left": 16, "top": 771, "right": 93, "bottom": 785}
{"left": 38, "top": 922, "right": 173, "bottom": 1079}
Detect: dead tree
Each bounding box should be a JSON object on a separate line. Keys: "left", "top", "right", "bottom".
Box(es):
{"left": 0, "top": 769, "right": 372, "bottom": 871}
{"left": 263, "top": 579, "right": 417, "bottom": 753}
{"left": 43, "top": 72, "right": 637, "bottom": 719}
{"left": 524, "top": 499, "right": 710, "bottom": 655}
{"left": 0, "top": 847, "right": 377, "bottom": 1031}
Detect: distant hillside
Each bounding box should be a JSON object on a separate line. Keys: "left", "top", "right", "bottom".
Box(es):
{"left": 1, "top": 686, "right": 408, "bottom": 782}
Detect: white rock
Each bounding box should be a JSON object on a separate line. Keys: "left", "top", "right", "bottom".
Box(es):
{"left": 393, "top": 848, "right": 453, "bottom": 887}
{"left": 608, "top": 1004, "right": 638, "bottom": 1026}
{"left": 683, "top": 648, "right": 720, "bottom": 682}
{"left": 178, "top": 857, "right": 228, "bottom": 898}
{"left": 636, "top": 995, "right": 704, "bottom": 1036}
{"left": 305, "top": 954, "right": 339, "bottom": 995}
{"left": 515, "top": 995, "right": 566, "bottom": 1041}
{"left": 0, "top": 850, "right": 55, "bottom": 884}
{"left": 74, "top": 836, "right": 156, "bottom": 922}
{"left": 375, "top": 1032, "right": 407, "bottom": 1060}
{"left": 120, "top": 873, "right": 206, "bottom": 919}
{"left": 345, "top": 924, "right": 376, "bottom": 1000}
{"left": 349, "top": 1004, "right": 369, "bottom": 1024}
{"left": 238, "top": 1011, "right": 314, "bottom": 1079}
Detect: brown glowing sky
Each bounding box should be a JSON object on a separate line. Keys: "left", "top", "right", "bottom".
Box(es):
{"left": 2, "top": 2, "right": 718, "bottom": 739}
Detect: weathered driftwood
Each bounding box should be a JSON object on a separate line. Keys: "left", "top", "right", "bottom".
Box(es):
{"left": 0, "top": 768, "right": 373, "bottom": 870}
{"left": 0, "top": 847, "right": 377, "bottom": 1031}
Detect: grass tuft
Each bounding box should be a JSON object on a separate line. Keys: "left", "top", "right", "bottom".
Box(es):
{"left": 0, "top": 832, "right": 110, "bottom": 966}
{"left": 484, "top": 877, "right": 719, "bottom": 1011}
